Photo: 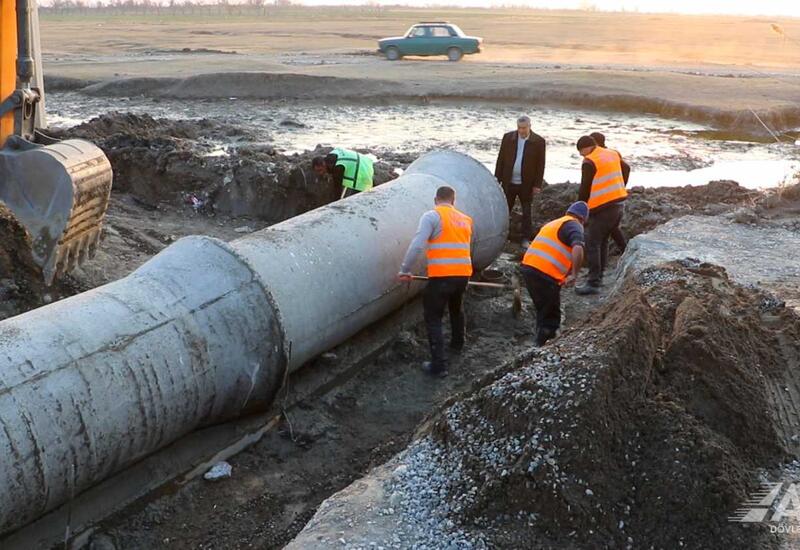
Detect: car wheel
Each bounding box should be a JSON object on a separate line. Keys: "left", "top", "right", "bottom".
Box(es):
{"left": 447, "top": 47, "right": 463, "bottom": 62}
{"left": 385, "top": 47, "right": 401, "bottom": 61}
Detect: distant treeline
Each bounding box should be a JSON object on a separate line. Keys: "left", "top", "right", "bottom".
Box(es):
{"left": 41, "top": 1, "right": 389, "bottom": 16}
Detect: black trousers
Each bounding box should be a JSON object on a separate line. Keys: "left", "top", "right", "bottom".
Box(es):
{"left": 423, "top": 276, "right": 468, "bottom": 372}
{"left": 586, "top": 202, "right": 625, "bottom": 286}
{"left": 504, "top": 185, "right": 533, "bottom": 241}
{"left": 610, "top": 225, "right": 627, "bottom": 252}
{"left": 341, "top": 186, "right": 360, "bottom": 198}
{"left": 521, "top": 266, "right": 561, "bottom": 345}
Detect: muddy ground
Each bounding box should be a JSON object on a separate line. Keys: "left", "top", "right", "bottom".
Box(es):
{"left": 0, "top": 112, "right": 797, "bottom": 548}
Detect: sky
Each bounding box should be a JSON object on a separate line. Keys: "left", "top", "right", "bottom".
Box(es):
{"left": 295, "top": 0, "right": 800, "bottom": 17}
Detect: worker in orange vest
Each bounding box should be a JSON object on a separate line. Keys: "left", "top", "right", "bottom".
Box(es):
{"left": 398, "top": 186, "right": 473, "bottom": 378}
{"left": 521, "top": 202, "right": 587, "bottom": 345}
{"left": 574, "top": 135, "right": 630, "bottom": 295}
{"left": 590, "top": 132, "right": 629, "bottom": 253}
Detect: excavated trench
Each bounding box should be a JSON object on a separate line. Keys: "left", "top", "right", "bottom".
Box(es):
{"left": 0, "top": 112, "right": 798, "bottom": 548}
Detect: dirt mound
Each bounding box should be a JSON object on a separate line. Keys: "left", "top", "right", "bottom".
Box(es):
{"left": 80, "top": 73, "right": 402, "bottom": 100}
{"left": 516, "top": 179, "right": 760, "bottom": 243}
{"left": 58, "top": 111, "right": 250, "bottom": 142}
{"left": 0, "top": 201, "right": 94, "bottom": 321}
{"left": 53, "top": 113, "right": 397, "bottom": 221}
{"left": 81, "top": 77, "right": 182, "bottom": 98}
{"left": 42, "top": 75, "right": 98, "bottom": 92}
{"left": 52, "top": 71, "right": 800, "bottom": 136}
{"left": 383, "top": 261, "right": 800, "bottom": 548}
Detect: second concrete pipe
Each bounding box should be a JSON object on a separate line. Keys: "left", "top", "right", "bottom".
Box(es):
{"left": 0, "top": 150, "right": 508, "bottom": 536}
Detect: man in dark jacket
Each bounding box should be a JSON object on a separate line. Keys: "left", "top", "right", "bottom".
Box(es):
{"left": 495, "top": 115, "right": 546, "bottom": 248}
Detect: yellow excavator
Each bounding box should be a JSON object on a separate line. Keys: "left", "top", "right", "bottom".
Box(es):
{"left": 1, "top": 0, "right": 112, "bottom": 285}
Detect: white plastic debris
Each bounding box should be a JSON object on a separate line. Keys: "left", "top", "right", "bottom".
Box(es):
{"left": 204, "top": 461, "right": 232, "bottom": 481}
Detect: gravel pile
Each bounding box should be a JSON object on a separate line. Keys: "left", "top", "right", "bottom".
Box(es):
{"left": 379, "top": 262, "right": 800, "bottom": 548}
{"left": 382, "top": 343, "right": 600, "bottom": 548}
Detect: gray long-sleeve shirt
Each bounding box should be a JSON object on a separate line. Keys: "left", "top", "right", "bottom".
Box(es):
{"left": 400, "top": 210, "right": 442, "bottom": 274}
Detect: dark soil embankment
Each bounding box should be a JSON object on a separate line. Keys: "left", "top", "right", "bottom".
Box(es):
{"left": 380, "top": 261, "right": 800, "bottom": 549}
{"left": 508, "top": 179, "right": 763, "bottom": 244}
{"left": 0, "top": 206, "right": 67, "bottom": 320}
{"left": 78, "top": 73, "right": 400, "bottom": 102}
{"left": 52, "top": 112, "right": 397, "bottom": 221}
{"left": 0, "top": 112, "right": 398, "bottom": 320}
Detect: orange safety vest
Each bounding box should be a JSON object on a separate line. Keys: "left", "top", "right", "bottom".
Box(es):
{"left": 426, "top": 205, "right": 473, "bottom": 278}
{"left": 522, "top": 215, "right": 575, "bottom": 285}
{"left": 586, "top": 147, "right": 627, "bottom": 210}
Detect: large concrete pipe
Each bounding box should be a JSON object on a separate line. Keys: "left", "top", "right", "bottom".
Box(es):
{"left": 0, "top": 150, "right": 508, "bottom": 536}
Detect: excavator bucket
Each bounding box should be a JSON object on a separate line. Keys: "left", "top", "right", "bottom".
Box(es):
{"left": 0, "top": 139, "right": 113, "bottom": 285}
{"left": 0, "top": 0, "right": 113, "bottom": 285}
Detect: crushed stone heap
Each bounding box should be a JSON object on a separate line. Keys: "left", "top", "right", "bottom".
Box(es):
{"left": 291, "top": 260, "right": 800, "bottom": 550}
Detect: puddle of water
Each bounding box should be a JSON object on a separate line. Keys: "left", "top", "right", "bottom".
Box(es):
{"left": 46, "top": 93, "right": 800, "bottom": 189}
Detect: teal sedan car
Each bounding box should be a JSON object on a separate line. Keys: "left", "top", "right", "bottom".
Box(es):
{"left": 378, "top": 22, "right": 483, "bottom": 62}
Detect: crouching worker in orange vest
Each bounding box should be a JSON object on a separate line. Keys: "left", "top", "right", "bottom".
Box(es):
{"left": 521, "top": 201, "right": 587, "bottom": 346}
{"left": 398, "top": 186, "right": 473, "bottom": 378}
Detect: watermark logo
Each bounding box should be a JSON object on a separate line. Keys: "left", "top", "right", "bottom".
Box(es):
{"left": 729, "top": 482, "right": 800, "bottom": 527}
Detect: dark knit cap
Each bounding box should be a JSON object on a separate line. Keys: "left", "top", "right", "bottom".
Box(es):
{"left": 567, "top": 201, "right": 589, "bottom": 221}
{"left": 589, "top": 132, "right": 606, "bottom": 147}
{"left": 576, "top": 135, "right": 597, "bottom": 150}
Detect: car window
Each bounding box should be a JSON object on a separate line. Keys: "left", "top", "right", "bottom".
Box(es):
{"left": 431, "top": 26, "right": 452, "bottom": 38}
{"left": 448, "top": 24, "right": 466, "bottom": 37}
{"left": 408, "top": 26, "right": 428, "bottom": 38}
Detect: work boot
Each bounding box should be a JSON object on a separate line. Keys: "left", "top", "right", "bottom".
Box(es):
{"left": 536, "top": 328, "right": 557, "bottom": 347}
{"left": 421, "top": 361, "right": 448, "bottom": 378}
{"left": 449, "top": 341, "right": 464, "bottom": 354}
{"left": 575, "top": 284, "right": 600, "bottom": 296}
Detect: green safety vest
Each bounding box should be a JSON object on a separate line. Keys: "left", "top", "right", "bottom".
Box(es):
{"left": 332, "top": 148, "right": 374, "bottom": 192}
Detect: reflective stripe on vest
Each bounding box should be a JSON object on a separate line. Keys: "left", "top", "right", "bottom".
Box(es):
{"left": 522, "top": 215, "right": 575, "bottom": 284}
{"left": 332, "top": 147, "right": 374, "bottom": 192}
{"left": 586, "top": 147, "right": 627, "bottom": 210}
{"left": 426, "top": 205, "right": 473, "bottom": 278}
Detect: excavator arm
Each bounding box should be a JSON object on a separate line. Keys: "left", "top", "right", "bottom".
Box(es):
{"left": 0, "top": 0, "right": 112, "bottom": 285}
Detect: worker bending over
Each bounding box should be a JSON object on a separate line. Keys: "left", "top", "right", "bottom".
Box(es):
{"left": 521, "top": 202, "right": 587, "bottom": 346}
{"left": 590, "top": 132, "right": 628, "bottom": 253}
{"left": 398, "top": 186, "right": 474, "bottom": 378}
{"left": 574, "top": 135, "right": 630, "bottom": 295}
{"left": 312, "top": 147, "right": 374, "bottom": 198}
